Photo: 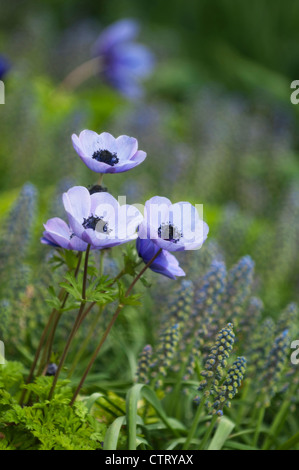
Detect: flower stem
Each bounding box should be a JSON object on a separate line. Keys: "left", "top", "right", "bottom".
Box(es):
{"left": 70, "top": 249, "right": 162, "bottom": 405}
{"left": 19, "top": 306, "right": 57, "bottom": 405}
{"left": 198, "top": 414, "right": 218, "bottom": 450}
{"left": 48, "top": 245, "right": 91, "bottom": 400}
{"left": 57, "top": 58, "right": 101, "bottom": 92}
{"left": 253, "top": 406, "right": 266, "bottom": 447}
{"left": 38, "top": 252, "right": 83, "bottom": 374}
{"left": 67, "top": 305, "right": 104, "bottom": 378}
{"left": 183, "top": 399, "right": 206, "bottom": 450}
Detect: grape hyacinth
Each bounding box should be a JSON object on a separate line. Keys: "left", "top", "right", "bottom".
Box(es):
{"left": 136, "top": 345, "right": 153, "bottom": 385}
{"left": 222, "top": 256, "right": 254, "bottom": 326}
{"left": 197, "top": 323, "right": 235, "bottom": 404}
{"left": 212, "top": 357, "right": 246, "bottom": 416}
{"left": 181, "top": 261, "right": 227, "bottom": 380}
{"left": 275, "top": 303, "right": 298, "bottom": 336}
{"left": 260, "top": 329, "right": 290, "bottom": 407}
{"left": 245, "top": 317, "right": 275, "bottom": 377}
{"left": 150, "top": 324, "right": 181, "bottom": 389}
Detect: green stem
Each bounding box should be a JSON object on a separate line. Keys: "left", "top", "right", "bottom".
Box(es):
{"left": 38, "top": 252, "right": 83, "bottom": 374}
{"left": 253, "top": 406, "right": 266, "bottom": 447}
{"left": 67, "top": 305, "right": 103, "bottom": 378}
{"left": 236, "top": 378, "right": 251, "bottom": 427}
{"left": 199, "top": 415, "right": 218, "bottom": 450}
{"left": 69, "top": 249, "right": 162, "bottom": 405}
{"left": 48, "top": 246, "right": 91, "bottom": 400}
{"left": 183, "top": 399, "right": 206, "bottom": 450}
{"left": 262, "top": 399, "right": 290, "bottom": 450}
{"left": 19, "top": 307, "right": 57, "bottom": 405}
{"left": 57, "top": 57, "right": 101, "bottom": 92}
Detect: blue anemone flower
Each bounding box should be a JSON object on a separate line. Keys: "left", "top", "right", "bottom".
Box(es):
{"left": 136, "top": 238, "right": 185, "bottom": 280}
{"left": 93, "top": 19, "right": 155, "bottom": 99}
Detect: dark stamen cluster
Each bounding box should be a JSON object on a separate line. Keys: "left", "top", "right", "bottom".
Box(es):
{"left": 158, "top": 222, "right": 182, "bottom": 243}
{"left": 92, "top": 149, "right": 119, "bottom": 166}
{"left": 88, "top": 184, "right": 108, "bottom": 195}
{"left": 82, "top": 215, "right": 102, "bottom": 231}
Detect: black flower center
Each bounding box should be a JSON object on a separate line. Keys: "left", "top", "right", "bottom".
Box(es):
{"left": 88, "top": 184, "right": 108, "bottom": 195}
{"left": 82, "top": 215, "right": 111, "bottom": 234}
{"left": 92, "top": 149, "right": 119, "bottom": 166}
{"left": 158, "top": 222, "right": 182, "bottom": 243}
{"left": 82, "top": 215, "right": 102, "bottom": 231}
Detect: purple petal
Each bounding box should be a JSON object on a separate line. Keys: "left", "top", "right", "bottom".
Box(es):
{"left": 116, "top": 135, "right": 138, "bottom": 161}
{"left": 94, "top": 19, "right": 140, "bottom": 55}
{"left": 137, "top": 238, "right": 185, "bottom": 280}
{"left": 63, "top": 186, "right": 91, "bottom": 226}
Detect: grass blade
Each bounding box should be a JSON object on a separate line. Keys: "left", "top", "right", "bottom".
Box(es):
{"left": 208, "top": 417, "right": 235, "bottom": 450}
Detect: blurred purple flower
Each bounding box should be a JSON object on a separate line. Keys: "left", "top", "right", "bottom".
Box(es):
{"left": 41, "top": 217, "right": 88, "bottom": 251}
{"left": 0, "top": 55, "right": 10, "bottom": 80}
{"left": 72, "top": 130, "right": 146, "bottom": 173}
{"left": 138, "top": 196, "right": 209, "bottom": 252}
{"left": 93, "top": 18, "right": 155, "bottom": 98}
{"left": 63, "top": 186, "right": 143, "bottom": 249}
{"left": 137, "top": 238, "right": 185, "bottom": 280}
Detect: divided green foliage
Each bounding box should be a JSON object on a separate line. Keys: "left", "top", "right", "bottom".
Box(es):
{"left": 0, "top": 365, "right": 106, "bottom": 450}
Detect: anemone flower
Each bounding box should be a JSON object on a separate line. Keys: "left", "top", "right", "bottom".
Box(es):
{"left": 63, "top": 186, "right": 143, "bottom": 249}
{"left": 136, "top": 238, "right": 185, "bottom": 280}
{"left": 138, "top": 196, "right": 209, "bottom": 252}
{"left": 41, "top": 217, "right": 89, "bottom": 251}
{"left": 93, "top": 18, "right": 155, "bottom": 98}
{"left": 72, "top": 130, "right": 146, "bottom": 174}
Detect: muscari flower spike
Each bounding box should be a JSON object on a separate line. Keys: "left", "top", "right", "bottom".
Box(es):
{"left": 63, "top": 186, "right": 143, "bottom": 249}
{"left": 0, "top": 183, "right": 37, "bottom": 288}
{"left": 93, "top": 18, "right": 155, "bottom": 99}
{"left": 136, "top": 238, "right": 185, "bottom": 280}
{"left": 196, "top": 323, "right": 235, "bottom": 403}
{"left": 136, "top": 345, "right": 153, "bottom": 385}
{"left": 72, "top": 130, "right": 147, "bottom": 174}
{"left": 182, "top": 261, "right": 227, "bottom": 379}
{"left": 245, "top": 317, "right": 275, "bottom": 377}
{"left": 275, "top": 303, "right": 298, "bottom": 337}
{"left": 191, "top": 260, "right": 227, "bottom": 337}
{"left": 138, "top": 196, "right": 209, "bottom": 253}
{"left": 260, "top": 329, "right": 290, "bottom": 407}
{"left": 237, "top": 297, "right": 263, "bottom": 337}
{"left": 222, "top": 256, "right": 254, "bottom": 326}
{"left": 150, "top": 323, "right": 181, "bottom": 389}
{"left": 41, "top": 217, "right": 89, "bottom": 251}
{"left": 212, "top": 357, "right": 247, "bottom": 417}
{"left": 163, "top": 280, "right": 194, "bottom": 326}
